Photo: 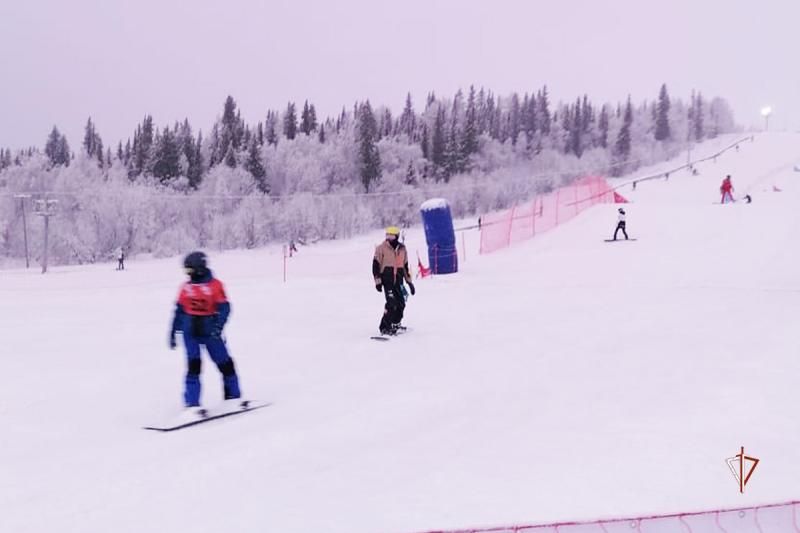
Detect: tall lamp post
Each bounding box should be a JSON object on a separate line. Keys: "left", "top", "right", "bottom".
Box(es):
{"left": 761, "top": 106, "right": 773, "bottom": 131}
{"left": 13, "top": 194, "right": 31, "bottom": 268}
{"left": 34, "top": 199, "right": 58, "bottom": 274}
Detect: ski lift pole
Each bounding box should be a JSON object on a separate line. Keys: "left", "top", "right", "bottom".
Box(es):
{"left": 13, "top": 194, "right": 31, "bottom": 268}
{"left": 35, "top": 198, "right": 58, "bottom": 274}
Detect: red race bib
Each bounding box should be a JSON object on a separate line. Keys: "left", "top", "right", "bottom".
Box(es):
{"left": 177, "top": 279, "right": 227, "bottom": 316}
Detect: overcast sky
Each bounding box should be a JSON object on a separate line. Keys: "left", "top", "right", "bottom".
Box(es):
{"left": 1, "top": 0, "right": 797, "bottom": 149}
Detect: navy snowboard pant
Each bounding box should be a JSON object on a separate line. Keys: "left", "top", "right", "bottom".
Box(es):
{"left": 183, "top": 333, "right": 240, "bottom": 407}
{"left": 613, "top": 221, "right": 628, "bottom": 240}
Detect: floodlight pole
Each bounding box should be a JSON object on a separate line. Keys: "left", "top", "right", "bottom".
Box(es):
{"left": 35, "top": 199, "right": 58, "bottom": 274}
{"left": 13, "top": 194, "right": 31, "bottom": 268}
{"left": 761, "top": 107, "right": 772, "bottom": 132}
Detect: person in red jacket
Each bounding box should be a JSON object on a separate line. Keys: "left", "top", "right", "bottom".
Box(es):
{"left": 169, "top": 251, "right": 241, "bottom": 409}
{"left": 720, "top": 175, "right": 735, "bottom": 204}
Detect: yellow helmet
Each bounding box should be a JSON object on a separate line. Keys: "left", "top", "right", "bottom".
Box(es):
{"left": 385, "top": 226, "right": 400, "bottom": 236}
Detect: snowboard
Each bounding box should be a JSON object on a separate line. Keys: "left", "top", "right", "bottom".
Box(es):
{"left": 143, "top": 400, "right": 270, "bottom": 432}
{"left": 370, "top": 326, "right": 410, "bottom": 341}
{"left": 604, "top": 238, "right": 637, "bottom": 242}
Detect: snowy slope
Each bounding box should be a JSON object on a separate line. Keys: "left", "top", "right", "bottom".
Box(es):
{"left": 1, "top": 133, "right": 799, "bottom": 533}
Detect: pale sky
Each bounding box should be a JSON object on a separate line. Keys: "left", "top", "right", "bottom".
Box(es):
{"left": 1, "top": 0, "right": 797, "bottom": 149}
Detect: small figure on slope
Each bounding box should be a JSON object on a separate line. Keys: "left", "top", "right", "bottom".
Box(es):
{"left": 613, "top": 208, "right": 629, "bottom": 241}
{"left": 169, "top": 251, "right": 242, "bottom": 410}
{"left": 373, "top": 226, "right": 415, "bottom": 335}
{"left": 116, "top": 247, "right": 125, "bottom": 270}
{"left": 720, "top": 175, "right": 735, "bottom": 204}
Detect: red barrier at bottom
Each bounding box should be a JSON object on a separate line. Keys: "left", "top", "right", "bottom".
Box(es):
{"left": 416, "top": 500, "right": 800, "bottom": 533}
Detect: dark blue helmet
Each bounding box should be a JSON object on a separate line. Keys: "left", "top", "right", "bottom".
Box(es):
{"left": 183, "top": 251, "right": 208, "bottom": 277}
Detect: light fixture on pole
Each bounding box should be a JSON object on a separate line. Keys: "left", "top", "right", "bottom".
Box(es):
{"left": 34, "top": 198, "right": 58, "bottom": 274}
{"left": 761, "top": 106, "right": 773, "bottom": 131}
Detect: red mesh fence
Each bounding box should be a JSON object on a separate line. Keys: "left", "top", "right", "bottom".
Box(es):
{"left": 416, "top": 500, "right": 800, "bottom": 533}
{"left": 479, "top": 176, "right": 615, "bottom": 254}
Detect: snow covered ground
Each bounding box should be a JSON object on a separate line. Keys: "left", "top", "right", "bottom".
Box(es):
{"left": 1, "top": 133, "right": 799, "bottom": 533}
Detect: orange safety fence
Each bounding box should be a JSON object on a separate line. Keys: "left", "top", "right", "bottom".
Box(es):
{"left": 479, "top": 176, "right": 618, "bottom": 254}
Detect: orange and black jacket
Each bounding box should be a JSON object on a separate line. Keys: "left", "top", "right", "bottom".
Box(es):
{"left": 372, "top": 240, "right": 412, "bottom": 288}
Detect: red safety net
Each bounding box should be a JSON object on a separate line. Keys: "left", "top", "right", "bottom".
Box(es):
{"left": 479, "top": 176, "right": 617, "bottom": 254}
{"left": 416, "top": 500, "right": 800, "bottom": 533}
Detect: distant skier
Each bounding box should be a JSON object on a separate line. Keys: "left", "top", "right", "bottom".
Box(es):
{"left": 720, "top": 175, "right": 735, "bottom": 204}
{"left": 373, "top": 226, "right": 415, "bottom": 335}
{"left": 612, "top": 208, "right": 629, "bottom": 241}
{"left": 116, "top": 247, "right": 125, "bottom": 270}
{"left": 169, "top": 251, "right": 241, "bottom": 409}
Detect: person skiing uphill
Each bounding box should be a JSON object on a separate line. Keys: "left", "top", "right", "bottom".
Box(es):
{"left": 169, "top": 251, "right": 241, "bottom": 408}
{"left": 720, "top": 175, "right": 735, "bottom": 204}
{"left": 373, "top": 226, "right": 415, "bottom": 335}
{"left": 613, "top": 208, "right": 629, "bottom": 241}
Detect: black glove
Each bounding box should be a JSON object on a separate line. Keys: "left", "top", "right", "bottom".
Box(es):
{"left": 169, "top": 331, "right": 177, "bottom": 350}
{"left": 375, "top": 283, "right": 382, "bottom": 292}
{"left": 408, "top": 282, "right": 415, "bottom": 296}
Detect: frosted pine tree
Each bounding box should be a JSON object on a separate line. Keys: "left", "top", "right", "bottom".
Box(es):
{"left": 655, "top": 84, "right": 671, "bottom": 141}
{"left": 357, "top": 101, "right": 381, "bottom": 192}
{"left": 283, "top": 103, "right": 298, "bottom": 140}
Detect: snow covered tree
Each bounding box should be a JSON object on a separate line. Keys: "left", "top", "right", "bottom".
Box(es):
{"left": 357, "top": 101, "right": 381, "bottom": 191}
{"left": 523, "top": 92, "right": 538, "bottom": 148}
{"left": 707, "top": 97, "right": 735, "bottom": 138}
{"left": 692, "top": 92, "right": 705, "bottom": 141}
{"left": 130, "top": 115, "right": 155, "bottom": 177}
{"left": 461, "top": 85, "right": 478, "bottom": 164}
{"left": 221, "top": 141, "right": 237, "bottom": 168}
{"left": 95, "top": 136, "right": 104, "bottom": 168}
{"left": 612, "top": 97, "right": 633, "bottom": 176}
{"left": 188, "top": 131, "right": 204, "bottom": 188}
{"left": 300, "top": 100, "right": 318, "bottom": 135}
{"left": 430, "top": 106, "right": 446, "bottom": 177}
{"left": 509, "top": 93, "right": 521, "bottom": 146}
{"left": 420, "top": 124, "right": 430, "bottom": 160}
{"left": 283, "top": 102, "right": 297, "bottom": 140}
{"left": 45, "top": 126, "right": 70, "bottom": 167}
{"left": 598, "top": 105, "right": 609, "bottom": 149}
{"left": 152, "top": 127, "right": 181, "bottom": 182}
{"left": 265, "top": 111, "right": 278, "bottom": 146}
{"left": 245, "top": 139, "right": 268, "bottom": 192}
{"left": 538, "top": 86, "right": 551, "bottom": 135}
{"left": 655, "top": 84, "right": 671, "bottom": 141}
{"left": 405, "top": 160, "right": 417, "bottom": 186}
{"left": 399, "top": 92, "right": 416, "bottom": 139}
{"left": 318, "top": 124, "right": 326, "bottom": 143}
{"left": 83, "top": 117, "right": 98, "bottom": 157}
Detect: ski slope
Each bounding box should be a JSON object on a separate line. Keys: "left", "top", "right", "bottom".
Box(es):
{"left": 1, "top": 133, "right": 799, "bottom": 533}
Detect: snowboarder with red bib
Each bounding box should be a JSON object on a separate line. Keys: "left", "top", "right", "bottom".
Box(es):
{"left": 169, "top": 251, "right": 241, "bottom": 409}
{"left": 720, "top": 175, "right": 735, "bottom": 204}
{"left": 373, "top": 226, "right": 415, "bottom": 335}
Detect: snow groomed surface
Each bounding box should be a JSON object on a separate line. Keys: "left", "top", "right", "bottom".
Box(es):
{"left": 1, "top": 133, "right": 799, "bottom": 533}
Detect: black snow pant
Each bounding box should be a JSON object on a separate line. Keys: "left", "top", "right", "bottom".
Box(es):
{"left": 379, "top": 284, "right": 406, "bottom": 333}
{"left": 613, "top": 221, "right": 628, "bottom": 240}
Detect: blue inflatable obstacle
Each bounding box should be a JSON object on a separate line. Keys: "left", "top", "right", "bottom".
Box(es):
{"left": 420, "top": 198, "right": 458, "bottom": 274}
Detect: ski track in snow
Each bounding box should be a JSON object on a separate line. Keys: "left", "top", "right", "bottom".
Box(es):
{"left": 1, "top": 132, "right": 799, "bottom": 533}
